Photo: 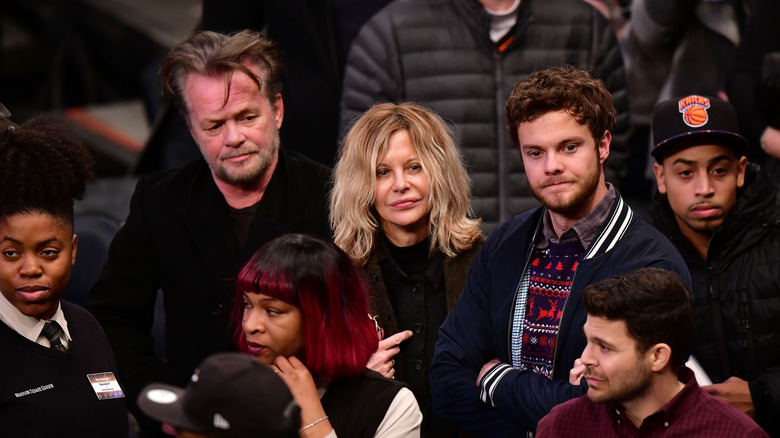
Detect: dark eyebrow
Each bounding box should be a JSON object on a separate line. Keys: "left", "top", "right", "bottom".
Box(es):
{"left": 586, "top": 333, "right": 616, "bottom": 350}
{"left": 520, "top": 136, "right": 586, "bottom": 150}
{"left": 558, "top": 136, "right": 586, "bottom": 146}
{"left": 707, "top": 154, "right": 734, "bottom": 165}
{"left": 672, "top": 154, "right": 734, "bottom": 167}
{"left": 671, "top": 158, "right": 695, "bottom": 166}
{"left": 242, "top": 293, "right": 281, "bottom": 304}
{"left": 38, "top": 238, "right": 62, "bottom": 248}
{"left": 0, "top": 236, "right": 61, "bottom": 247}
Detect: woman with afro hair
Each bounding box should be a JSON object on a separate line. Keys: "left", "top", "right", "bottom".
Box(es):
{"left": 0, "top": 114, "right": 129, "bottom": 436}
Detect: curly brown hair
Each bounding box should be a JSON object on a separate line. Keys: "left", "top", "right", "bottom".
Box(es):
{"left": 0, "top": 115, "right": 95, "bottom": 224}
{"left": 505, "top": 65, "right": 616, "bottom": 148}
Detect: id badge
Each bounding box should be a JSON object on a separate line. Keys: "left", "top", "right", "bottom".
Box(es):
{"left": 87, "top": 372, "right": 125, "bottom": 400}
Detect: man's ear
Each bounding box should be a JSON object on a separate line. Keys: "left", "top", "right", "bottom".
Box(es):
{"left": 653, "top": 162, "right": 667, "bottom": 195}
{"left": 598, "top": 130, "right": 611, "bottom": 164}
{"left": 273, "top": 94, "right": 284, "bottom": 130}
{"left": 736, "top": 156, "right": 748, "bottom": 188}
{"left": 647, "top": 343, "right": 672, "bottom": 372}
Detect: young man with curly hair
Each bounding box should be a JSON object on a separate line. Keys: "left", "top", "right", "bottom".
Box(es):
{"left": 430, "top": 66, "right": 689, "bottom": 437}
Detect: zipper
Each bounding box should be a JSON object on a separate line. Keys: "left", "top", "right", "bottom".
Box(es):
{"left": 707, "top": 265, "right": 716, "bottom": 300}
{"left": 708, "top": 263, "right": 733, "bottom": 378}
{"left": 493, "top": 15, "right": 533, "bottom": 224}
{"left": 740, "top": 291, "right": 758, "bottom": 378}
{"left": 495, "top": 51, "right": 507, "bottom": 223}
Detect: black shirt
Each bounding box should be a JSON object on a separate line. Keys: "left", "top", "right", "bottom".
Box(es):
{"left": 378, "top": 233, "right": 453, "bottom": 437}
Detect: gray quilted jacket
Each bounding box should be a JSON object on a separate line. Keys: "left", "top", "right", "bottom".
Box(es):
{"left": 340, "top": 0, "right": 629, "bottom": 233}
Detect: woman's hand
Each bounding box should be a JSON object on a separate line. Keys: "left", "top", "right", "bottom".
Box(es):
{"left": 274, "top": 356, "right": 332, "bottom": 437}
{"left": 366, "top": 330, "right": 413, "bottom": 378}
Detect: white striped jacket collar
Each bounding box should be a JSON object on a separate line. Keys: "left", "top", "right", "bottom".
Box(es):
{"left": 583, "top": 195, "right": 634, "bottom": 260}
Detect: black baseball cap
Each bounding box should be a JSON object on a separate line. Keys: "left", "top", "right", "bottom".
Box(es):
{"left": 651, "top": 95, "right": 747, "bottom": 162}
{"left": 0, "top": 102, "right": 18, "bottom": 133}
{"left": 138, "top": 353, "right": 299, "bottom": 437}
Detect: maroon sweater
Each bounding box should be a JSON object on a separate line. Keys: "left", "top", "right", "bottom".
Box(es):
{"left": 537, "top": 367, "right": 768, "bottom": 437}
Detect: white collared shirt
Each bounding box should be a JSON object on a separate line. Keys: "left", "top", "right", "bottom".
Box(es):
{"left": 0, "top": 292, "right": 71, "bottom": 348}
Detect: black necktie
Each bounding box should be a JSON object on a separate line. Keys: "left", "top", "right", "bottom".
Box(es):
{"left": 41, "top": 321, "right": 67, "bottom": 353}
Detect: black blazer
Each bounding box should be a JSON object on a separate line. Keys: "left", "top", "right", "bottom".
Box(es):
{"left": 87, "top": 147, "right": 331, "bottom": 413}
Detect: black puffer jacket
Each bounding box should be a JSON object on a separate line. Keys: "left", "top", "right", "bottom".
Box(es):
{"left": 340, "top": 0, "right": 628, "bottom": 233}
{"left": 654, "top": 164, "right": 780, "bottom": 436}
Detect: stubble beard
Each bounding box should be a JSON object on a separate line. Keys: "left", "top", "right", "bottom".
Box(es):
{"left": 680, "top": 216, "right": 721, "bottom": 238}
{"left": 214, "top": 125, "right": 280, "bottom": 185}
{"left": 586, "top": 363, "right": 653, "bottom": 406}
{"left": 679, "top": 202, "right": 728, "bottom": 238}
{"left": 530, "top": 164, "right": 602, "bottom": 217}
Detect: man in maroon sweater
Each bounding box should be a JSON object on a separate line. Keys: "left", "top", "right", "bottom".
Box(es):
{"left": 536, "top": 268, "right": 768, "bottom": 437}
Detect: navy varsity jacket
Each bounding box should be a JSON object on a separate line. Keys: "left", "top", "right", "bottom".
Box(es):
{"left": 430, "top": 193, "right": 691, "bottom": 436}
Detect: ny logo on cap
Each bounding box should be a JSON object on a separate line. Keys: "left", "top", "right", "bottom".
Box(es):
{"left": 678, "top": 95, "right": 711, "bottom": 128}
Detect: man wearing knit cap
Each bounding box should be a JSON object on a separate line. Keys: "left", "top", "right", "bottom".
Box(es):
{"left": 651, "top": 95, "right": 780, "bottom": 436}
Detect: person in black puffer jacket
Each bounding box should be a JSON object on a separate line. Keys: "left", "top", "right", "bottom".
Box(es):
{"left": 652, "top": 95, "right": 780, "bottom": 437}
{"left": 340, "top": 0, "right": 629, "bottom": 234}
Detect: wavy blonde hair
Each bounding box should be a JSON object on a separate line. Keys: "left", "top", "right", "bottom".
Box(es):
{"left": 331, "top": 102, "right": 482, "bottom": 265}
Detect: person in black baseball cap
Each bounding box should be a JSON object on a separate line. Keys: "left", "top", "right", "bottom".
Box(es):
{"left": 138, "top": 352, "right": 299, "bottom": 438}
{"left": 650, "top": 95, "right": 748, "bottom": 164}
{"left": 650, "top": 94, "right": 780, "bottom": 436}
{"left": 0, "top": 102, "right": 18, "bottom": 133}
{"left": 651, "top": 95, "right": 748, "bottom": 255}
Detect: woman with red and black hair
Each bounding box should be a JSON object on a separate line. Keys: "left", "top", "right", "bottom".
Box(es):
{"left": 231, "top": 233, "right": 422, "bottom": 438}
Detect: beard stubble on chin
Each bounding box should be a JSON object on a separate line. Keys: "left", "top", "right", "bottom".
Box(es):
{"left": 586, "top": 363, "right": 653, "bottom": 406}
{"left": 530, "top": 164, "right": 602, "bottom": 217}
{"left": 215, "top": 127, "right": 281, "bottom": 185}
{"left": 682, "top": 202, "right": 726, "bottom": 236}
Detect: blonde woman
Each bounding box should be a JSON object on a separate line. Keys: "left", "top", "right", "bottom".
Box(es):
{"left": 331, "top": 102, "right": 482, "bottom": 437}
